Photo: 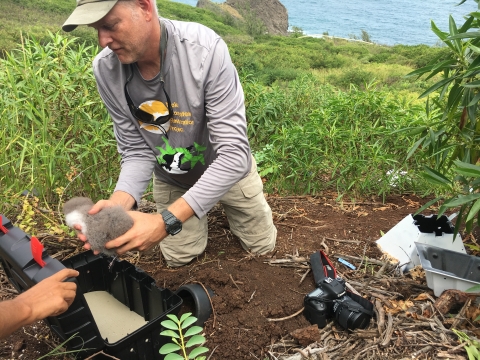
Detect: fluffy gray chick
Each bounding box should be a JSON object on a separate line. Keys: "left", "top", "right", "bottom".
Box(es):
{"left": 63, "top": 197, "right": 134, "bottom": 256}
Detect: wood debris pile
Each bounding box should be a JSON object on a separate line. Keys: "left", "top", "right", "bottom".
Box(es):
{"left": 265, "top": 253, "right": 480, "bottom": 360}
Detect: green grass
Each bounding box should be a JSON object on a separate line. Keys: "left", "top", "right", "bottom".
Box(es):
{"left": 227, "top": 34, "right": 444, "bottom": 90}
{"left": 0, "top": 33, "right": 117, "bottom": 216}
{"left": 243, "top": 74, "right": 430, "bottom": 198}
{"left": 0, "top": 0, "right": 448, "bottom": 217}
{"left": 0, "top": 0, "right": 97, "bottom": 53}
{"left": 0, "top": 0, "right": 243, "bottom": 55}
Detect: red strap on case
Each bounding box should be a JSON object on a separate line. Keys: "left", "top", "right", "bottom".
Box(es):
{"left": 31, "top": 236, "right": 46, "bottom": 267}
{"left": 0, "top": 216, "right": 8, "bottom": 234}
{"left": 319, "top": 250, "right": 337, "bottom": 278}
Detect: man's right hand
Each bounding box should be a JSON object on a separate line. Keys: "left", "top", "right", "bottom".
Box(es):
{"left": 73, "top": 191, "right": 136, "bottom": 252}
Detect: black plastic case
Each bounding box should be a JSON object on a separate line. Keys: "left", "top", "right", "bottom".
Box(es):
{"left": 0, "top": 214, "right": 182, "bottom": 359}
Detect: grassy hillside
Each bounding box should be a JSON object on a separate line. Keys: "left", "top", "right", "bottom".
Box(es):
{"left": 0, "top": 0, "right": 446, "bottom": 94}
{"left": 0, "top": 0, "right": 243, "bottom": 53}
{"left": 0, "top": 0, "right": 449, "bottom": 218}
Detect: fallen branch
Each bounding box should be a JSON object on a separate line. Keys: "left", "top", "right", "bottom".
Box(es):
{"left": 380, "top": 312, "right": 394, "bottom": 347}
{"left": 353, "top": 345, "right": 378, "bottom": 360}
{"left": 299, "top": 269, "right": 310, "bottom": 285}
{"left": 267, "top": 257, "right": 308, "bottom": 264}
{"left": 352, "top": 329, "right": 379, "bottom": 339}
{"left": 411, "top": 345, "right": 433, "bottom": 358}
{"left": 345, "top": 281, "right": 361, "bottom": 296}
{"left": 192, "top": 281, "right": 217, "bottom": 329}
{"left": 84, "top": 351, "right": 120, "bottom": 360}
{"left": 375, "top": 299, "right": 385, "bottom": 334}
{"left": 375, "top": 262, "right": 389, "bottom": 278}
{"left": 206, "top": 345, "right": 219, "bottom": 360}
{"left": 450, "top": 298, "right": 471, "bottom": 329}
{"left": 266, "top": 307, "right": 304, "bottom": 322}
{"left": 229, "top": 274, "right": 241, "bottom": 290}
{"left": 320, "top": 238, "right": 329, "bottom": 254}
{"left": 347, "top": 280, "right": 404, "bottom": 298}
{"left": 324, "top": 237, "right": 362, "bottom": 244}
{"left": 432, "top": 289, "right": 469, "bottom": 316}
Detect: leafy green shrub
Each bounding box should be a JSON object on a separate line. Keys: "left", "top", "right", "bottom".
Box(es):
{"left": 406, "top": 10, "right": 480, "bottom": 235}
{"left": 392, "top": 44, "right": 448, "bottom": 68}
{"left": 260, "top": 68, "right": 302, "bottom": 85}
{"left": 327, "top": 68, "right": 375, "bottom": 90}
{"left": 335, "top": 43, "right": 371, "bottom": 57}
{"left": 244, "top": 74, "right": 428, "bottom": 197}
{"left": 367, "top": 52, "right": 391, "bottom": 63}
{"left": 290, "top": 26, "right": 304, "bottom": 38}
{"left": 15, "top": 0, "right": 73, "bottom": 14}
{"left": 361, "top": 29, "right": 372, "bottom": 43}
{"left": 0, "top": 0, "right": 98, "bottom": 54}
{"left": 311, "top": 52, "right": 348, "bottom": 69}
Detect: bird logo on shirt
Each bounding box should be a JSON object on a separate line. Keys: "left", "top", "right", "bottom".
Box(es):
{"left": 156, "top": 137, "right": 206, "bottom": 174}
{"left": 137, "top": 100, "right": 170, "bottom": 133}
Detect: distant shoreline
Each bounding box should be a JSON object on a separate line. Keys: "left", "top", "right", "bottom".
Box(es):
{"left": 296, "top": 34, "right": 381, "bottom": 46}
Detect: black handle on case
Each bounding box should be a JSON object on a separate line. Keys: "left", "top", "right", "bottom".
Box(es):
{"left": 310, "top": 251, "right": 326, "bottom": 286}
{"left": 310, "top": 251, "right": 338, "bottom": 287}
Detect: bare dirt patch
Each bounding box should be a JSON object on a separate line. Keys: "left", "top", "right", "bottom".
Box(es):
{"left": 1, "top": 193, "right": 479, "bottom": 359}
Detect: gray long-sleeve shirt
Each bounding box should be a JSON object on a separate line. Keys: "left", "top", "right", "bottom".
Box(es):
{"left": 93, "top": 18, "right": 252, "bottom": 218}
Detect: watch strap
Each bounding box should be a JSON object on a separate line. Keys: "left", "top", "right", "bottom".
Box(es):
{"left": 161, "top": 210, "right": 182, "bottom": 235}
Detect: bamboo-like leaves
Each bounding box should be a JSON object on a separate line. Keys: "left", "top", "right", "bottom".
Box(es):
{"left": 419, "top": 77, "right": 456, "bottom": 99}
{"left": 454, "top": 159, "right": 480, "bottom": 177}
{"left": 1, "top": 32, "right": 117, "bottom": 204}
{"left": 408, "top": 4, "right": 480, "bottom": 236}
{"left": 449, "top": 15, "right": 463, "bottom": 55}
{"left": 421, "top": 166, "right": 451, "bottom": 186}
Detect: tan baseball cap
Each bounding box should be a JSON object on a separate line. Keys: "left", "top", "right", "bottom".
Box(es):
{"left": 62, "top": 0, "right": 120, "bottom": 32}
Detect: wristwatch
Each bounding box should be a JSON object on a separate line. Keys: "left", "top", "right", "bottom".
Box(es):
{"left": 161, "top": 210, "right": 182, "bottom": 236}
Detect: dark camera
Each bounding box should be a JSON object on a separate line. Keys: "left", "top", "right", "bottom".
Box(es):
{"left": 333, "top": 294, "right": 372, "bottom": 330}
{"left": 303, "top": 276, "right": 372, "bottom": 330}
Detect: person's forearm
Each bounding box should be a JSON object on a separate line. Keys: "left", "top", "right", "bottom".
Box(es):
{"left": 110, "top": 190, "right": 136, "bottom": 210}
{"left": 0, "top": 298, "right": 32, "bottom": 339}
{"left": 168, "top": 198, "right": 195, "bottom": 223}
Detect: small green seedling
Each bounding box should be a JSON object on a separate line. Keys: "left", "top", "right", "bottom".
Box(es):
{"left": 452, "top": 329, "right": 480, "bottom": 360}
{"left": 467, "top": 284, "right": 480, "bottom": 322}
{"left": 159, "top": 313, "right": 208, "bottom": 360}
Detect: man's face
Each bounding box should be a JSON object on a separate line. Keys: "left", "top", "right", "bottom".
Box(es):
{"left": 90, "top": 1, "right": 151, "bottom": 64}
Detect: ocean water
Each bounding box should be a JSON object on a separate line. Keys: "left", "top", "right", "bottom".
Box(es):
{"left": 169, "top": 0, "right": 478, "bottom": 45}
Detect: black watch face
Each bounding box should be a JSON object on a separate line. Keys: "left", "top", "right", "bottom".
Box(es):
{"left": 162, "top": 210, "right": 182, "bottom": 235}
{"left": 167, "top": 221, "right": 182, "bottom": 235}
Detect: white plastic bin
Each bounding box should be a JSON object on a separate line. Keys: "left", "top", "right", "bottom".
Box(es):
{"left": 376, "top": 214, "right": 466, "bottom": 271}
{"left": 415, "top": 242, "right": 480, "bottom": 296}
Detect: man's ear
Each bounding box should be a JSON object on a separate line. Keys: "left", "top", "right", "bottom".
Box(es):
{"left": 138, "top": 0, "right": 154, "bottom": 20}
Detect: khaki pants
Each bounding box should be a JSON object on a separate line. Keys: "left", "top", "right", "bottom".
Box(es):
{"left": 153, "top": 157, "right": 277, "bottom": 267}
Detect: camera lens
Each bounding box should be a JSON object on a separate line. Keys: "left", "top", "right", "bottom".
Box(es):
{"left": 334, "top": 297, "right": 371, "bottom": 330}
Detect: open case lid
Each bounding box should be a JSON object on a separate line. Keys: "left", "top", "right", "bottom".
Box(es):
{"left": 0, "top": 214, "right": 183, "bottom": 359}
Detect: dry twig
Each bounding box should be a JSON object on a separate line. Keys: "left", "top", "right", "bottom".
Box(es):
{"left": 229, "top": 274, "right": 241, "bottom": 290}
{"left": 299, "top": 269, "right": 310, "bottom": 285}
{"left": 380, "top": 312, "right": 394, "bottom": 347}
{"left": 266, "top": 307, "right": 305, "bottom": 322}
{"left": 84, "top": 351, "right": 120, "bottom": 360}
{"left": 375, "top": 299, "right": 385, "bottom": 334}
{"left": 324, "top": 237, "right": 362, "bottom": 244}
{"left": 192, "top": 281, "right": 217, "bottom": 329}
